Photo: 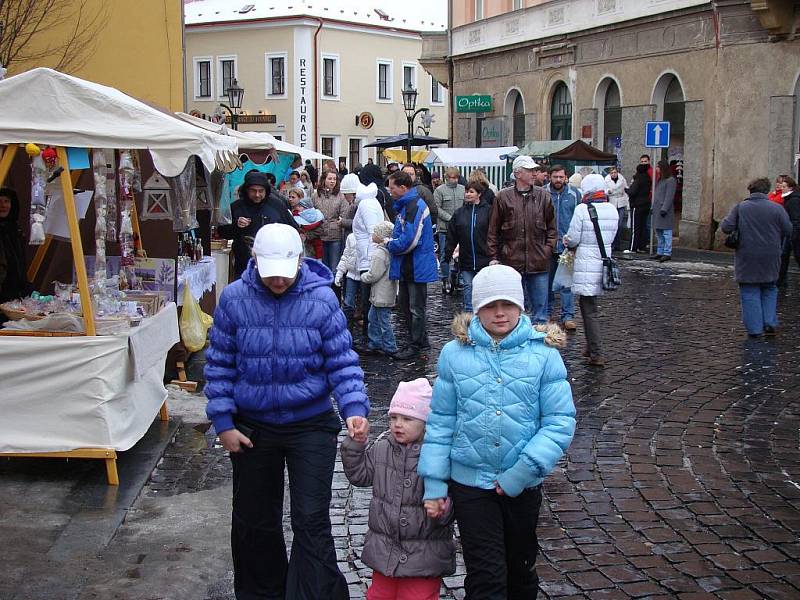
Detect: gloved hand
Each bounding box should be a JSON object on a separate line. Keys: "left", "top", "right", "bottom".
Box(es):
{"left": 334, "top": 272, "right": 343, "bottom": 287}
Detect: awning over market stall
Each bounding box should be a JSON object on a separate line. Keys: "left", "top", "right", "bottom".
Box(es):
{"left": 365, "top": 133, "right": 449, "bottom": 149}
{"left": 383, "top": 149, "right": 429, "bottom": 163}
{"left": 175, "top": 112, "right": 331, "bottom": 161}
{"left": 427, "top": 146, "right": 518, "bottom": 166}
{"left": 0, "top": 68, "right": 238, "bottom": 176}
{"left": 548, "top": 139, "right": 617, "bottom": 162}
{"left": 515, "top": 140, "right": 577, "bottom": 158}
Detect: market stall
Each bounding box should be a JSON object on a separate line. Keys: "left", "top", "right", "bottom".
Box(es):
{"left": 425, "top": 146, "right": 518, "bottom": 189}
{"left": 0, "top": 68, "right": 238, "bottom": 484}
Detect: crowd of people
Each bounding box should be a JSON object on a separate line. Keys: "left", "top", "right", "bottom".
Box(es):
{"left": 203, "top": 152, "right": 800, "bottom": 600}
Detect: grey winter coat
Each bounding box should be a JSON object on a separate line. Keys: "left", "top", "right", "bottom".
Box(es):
{"left": 359, "top": 245, "right": 397, "bottom": 307}
{"left": 721, "top": 193, "right": 792, "bottom": 284}
{"left": 651, "top": 176, "right": 677, "bottom": 230}
{"left": 341, "top": 433, "right": 456, "bottom": 578}
{"left": 433, "top": 183, "right": 465, "bottom": 230}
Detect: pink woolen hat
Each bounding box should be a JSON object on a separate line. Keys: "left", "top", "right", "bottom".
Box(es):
{"left": 388, "top": 378, "right": 432, "bottom": 422}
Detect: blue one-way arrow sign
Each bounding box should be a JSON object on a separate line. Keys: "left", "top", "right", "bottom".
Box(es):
{"left": 645, "top": 121, "right": 670, "bottom": 148}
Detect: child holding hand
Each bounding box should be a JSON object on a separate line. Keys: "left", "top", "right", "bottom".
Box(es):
{"left": 341, "top": 378, "right": 456, "bottom": 600}
{"left": 419, "top": 264, "right": 576, "bottom": 599}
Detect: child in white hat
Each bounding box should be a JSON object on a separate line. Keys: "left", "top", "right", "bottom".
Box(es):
{"left": 341, "top": 378, "right": 456, "bottom": 600}
{"left": 418, "top": 264, "right": 576, "bottom": 598}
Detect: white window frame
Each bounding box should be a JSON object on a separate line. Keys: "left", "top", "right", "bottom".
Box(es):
{"left": 265, "top": 52, "right": 288, "bottom": 99}
{"left": 513, "top": 0, "right": 523, "bottom": 10}
{"left": 319, "top": 135, "right": 340, "bottom": 161}
{"left": 475, "top": 0, "right": 483, "bottom": 20}
{"left": 320, "top": 53, "right": 340, "bottom": 101}
{"left": 193, "top": 56, "right": 214, "bottom": 101}
{"left": 217, "top": 54, "right": 238, "bottom": 100}
{"left": 347, "top": 136, "right": 367, "bottom": 169}
{"left": 376, "top": 59, "right": 393, "bottom": 103}
{"left": 430, "top": 74, "right": 444, "bottom": 106}
{"left": 402, "top": 62, "right": 417, "bottom": 94}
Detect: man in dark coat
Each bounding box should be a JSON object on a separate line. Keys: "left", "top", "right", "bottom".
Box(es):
{"left": 217, "top": 171, "right": 297, "bottom": 278}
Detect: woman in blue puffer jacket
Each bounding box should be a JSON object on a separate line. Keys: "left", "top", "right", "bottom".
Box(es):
{"left": 419, "top": 264, "right": 575, "bottom": 600}
{"left": 205, "top": 223, "right": 369, "bottom": 600}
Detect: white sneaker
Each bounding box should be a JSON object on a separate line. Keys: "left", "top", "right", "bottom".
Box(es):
{"left": 623, "top": 249, "right": 633, "bottom": 254}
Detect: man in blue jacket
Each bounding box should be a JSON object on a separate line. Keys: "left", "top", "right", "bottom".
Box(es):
{"left": 205, "top": 223, "right": 369, "bottom": 600}
{"left": 384, "top": 170, "right": 438, "bottom": 360}
{"left": 545, "top": 165, "right": 580, "bottom": 331}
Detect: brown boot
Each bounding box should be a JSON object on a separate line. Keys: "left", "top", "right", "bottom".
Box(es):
{"left": 587, "top": 356, "right": 606, "bottom": 368}
{"left": 562, "top": 320, "right": 577, "bottom": 332}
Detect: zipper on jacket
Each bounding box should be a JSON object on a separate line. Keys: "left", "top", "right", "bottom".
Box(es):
{"left": 470, "top": 205, "right": 477, "bottom": 271}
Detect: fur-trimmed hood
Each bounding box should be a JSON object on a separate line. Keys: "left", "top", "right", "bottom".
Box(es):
{"left": 451, "top": 312, "right": 566, "bottom": 349}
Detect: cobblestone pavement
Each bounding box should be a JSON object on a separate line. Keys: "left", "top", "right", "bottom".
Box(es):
{"left": 47, "top": 255, "right": 800, "bottom": 599}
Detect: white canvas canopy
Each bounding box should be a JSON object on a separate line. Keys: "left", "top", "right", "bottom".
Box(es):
{"left": 0, "top": 68, "right": 238, "bottom": 177}
{"left": 175, "top": 112, "right": 332, "bottom": 162}
{"left": 427, "top": 146, "right": 518, "bottom": 167}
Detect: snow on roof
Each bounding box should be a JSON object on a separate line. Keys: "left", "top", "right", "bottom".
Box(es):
{"left": 184, "top": 0, "right": 447, "bottom": 32}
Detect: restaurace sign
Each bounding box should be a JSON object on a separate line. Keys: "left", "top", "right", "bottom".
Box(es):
{"left": 456, "top": 95, "right": 493, "bottom": 113}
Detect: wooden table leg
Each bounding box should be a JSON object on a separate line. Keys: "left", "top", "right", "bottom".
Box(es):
{"left": 159, "top": 401, "right": 169, "bottom": 422}
{"left": 105, "top": 455, "right": 119, "bottom": 486}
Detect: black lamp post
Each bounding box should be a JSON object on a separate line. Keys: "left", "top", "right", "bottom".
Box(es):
{"left": 402, "top": 84, "right": 429, "bottom": 164}
{"left": 220, "top": 78, "right": 245, "bottom": 130}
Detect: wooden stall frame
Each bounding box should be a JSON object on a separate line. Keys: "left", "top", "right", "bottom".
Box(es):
{"left": 0, "top": 145, "right": 167, "bottom": 485}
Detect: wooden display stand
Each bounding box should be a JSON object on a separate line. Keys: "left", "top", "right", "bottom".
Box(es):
{"left": 0, "top": 144, "right": 168, "bottom": 485}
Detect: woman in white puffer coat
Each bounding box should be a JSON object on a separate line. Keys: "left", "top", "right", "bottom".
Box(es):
{"left": 352, "top": 182, "right": 386, "bottom": 332}
{"left": 563, "top": 173, "right": 618, "bottom": 368}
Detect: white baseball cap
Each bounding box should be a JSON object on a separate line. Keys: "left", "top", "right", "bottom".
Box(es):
{"left": 252, "top": 223, "right": 303, "bottom": 277}
{"left": 512, "top": 155, "right": 539, "bottom": 171}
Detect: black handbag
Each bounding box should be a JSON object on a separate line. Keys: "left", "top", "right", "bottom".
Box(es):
{"left": 587, "top": 204, "right": 621, "bottom": 291}
{"left": 724, "top": 229, "right": 739, "bottom": 249}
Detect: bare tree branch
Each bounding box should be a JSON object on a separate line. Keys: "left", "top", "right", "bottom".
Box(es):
{"left": 0, "top": 0, "right": 108, "bottom": 73}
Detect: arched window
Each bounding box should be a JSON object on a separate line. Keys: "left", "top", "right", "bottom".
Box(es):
{"left": 603, "top": 81, "right": 621, "bottom": 153}
{"left": 550, "top": 82, "right": 572, "bottom": 141}
{"left": 512, "top": 93, "right": 525, "bottom": 148}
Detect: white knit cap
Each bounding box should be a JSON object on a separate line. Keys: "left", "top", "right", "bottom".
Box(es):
{"left": 581, "top": 173, "right": 606, "bottom": 197}
{"left": 340, "top": 173, "right": 360, "bottom": 194}
{"left": 471, "top": 265, "right": 525, "bottom": 313}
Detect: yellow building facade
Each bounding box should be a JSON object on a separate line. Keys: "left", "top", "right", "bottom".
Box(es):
{"left": 5, "top": 0, "right": 184, "bottom": 111}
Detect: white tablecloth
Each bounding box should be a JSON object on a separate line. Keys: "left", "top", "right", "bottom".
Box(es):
{"left": 177, "top": 257, "right": 217, "bottom": 306}
{"left": 0, "top": 303, "right": 179, "bottom": 453}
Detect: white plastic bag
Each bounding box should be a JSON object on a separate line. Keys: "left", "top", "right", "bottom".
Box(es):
{"left": 552, "top": 251, "right": 574, "bottom": 292}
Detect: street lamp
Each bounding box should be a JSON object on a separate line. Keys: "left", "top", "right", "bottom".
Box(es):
{"left": 402, "top": 84, "right": 429, "bottom": 164}
{"left": 220, "top": 78, "right": 245, "bottom": 130}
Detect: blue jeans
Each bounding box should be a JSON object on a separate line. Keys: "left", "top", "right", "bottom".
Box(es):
{"left": 438, "top": 231, "right": 449, "bottom": 278}
{"left": 547, "top": 254, "right": 575, "bottom": 322}
{"left": 739, "top": 283, "right": 778, "bottom": 335}
{"left": 367, "top": 305, "right": 397, "bottom": 353}
{"left": 656, "top": 229, "right": 672, "bottom": 256}
{"left": 522, "top": 272, "right": 549, "bottom": 324}
{"left": 342, "top": 277, "right": 358, "bottom": 317}
{"left": 322, "top": 240, "right": 341, "bottom": 273}
{"left": 461, "top": 270, "right": 476, "bottom": 312}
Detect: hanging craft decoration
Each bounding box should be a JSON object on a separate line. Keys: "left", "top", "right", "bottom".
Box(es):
{"left": 118, "top": 150, "right": 138, "bottom": 290}
{"left": 141, "top": 172, "right": 172, "bottom": 220}
{"left": 166, "top": 159, "right": 198, "bottom": 232}
{"left": 104, "top": 149, "right": 118, "bottom": 242}
{"left": 29, "top": 151, "right": 48, "bottom": 245}
{"left": 91, "top": 149, "right": 109, "bottom": 291}
{"left": 196, "top": 167, "right": 211, "bottom": 210}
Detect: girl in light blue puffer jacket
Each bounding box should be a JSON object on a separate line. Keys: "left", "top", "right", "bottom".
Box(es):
{"left": 419, "top": 264, "right": 576, "bottom": 599}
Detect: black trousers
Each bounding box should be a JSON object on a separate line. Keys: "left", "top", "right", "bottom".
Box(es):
{"left": 630, "top": 206, "right": 650, "bottom": 252}
{"left": 450, "top": 481, "right": 543, "bottom": 600}
{"left": 578, "top": 295, "right": 602, "bottom": 359}
{"left": 359, "top": 273, "right": 371, "bottom": 335}
{"left": 397, "top": 280, "right": 428, "bottom": 349}
{"left": 230, "top": 411, "right": 348, "bottom": 600}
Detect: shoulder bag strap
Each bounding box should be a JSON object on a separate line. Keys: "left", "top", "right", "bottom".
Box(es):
{"left": 587, "top": 204, "right": 608, "bottom": 260}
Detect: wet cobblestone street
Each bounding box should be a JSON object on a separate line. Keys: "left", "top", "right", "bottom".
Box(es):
{"left": 3, "top": 254, "right": 799, "bottom": 600}
{"left": 141, "top": 255, "right": 800, "bottom": 600}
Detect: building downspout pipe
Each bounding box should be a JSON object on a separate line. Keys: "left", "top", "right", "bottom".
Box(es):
{"left": 312, "top": 17, "right": 324, "bottom": 156}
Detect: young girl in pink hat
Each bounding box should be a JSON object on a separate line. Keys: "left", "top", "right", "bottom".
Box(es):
{"left": 341, "top": 378, "right": 456, "bottom": 600}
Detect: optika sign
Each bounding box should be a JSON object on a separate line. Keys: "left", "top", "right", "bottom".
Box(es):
{"left": 456, "top": 95, "right": 492, "bottom": 113}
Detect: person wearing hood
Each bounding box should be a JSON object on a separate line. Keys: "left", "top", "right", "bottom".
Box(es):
{"left": 352, "top": 182, "right": 386, "bottom": 334}
{"left": 445, "top": 181, "right": 492, "bottom": 312}
{"left": 563, "top": 174, "right": 619, "bottom": 367}
{"left": 216, "top": 171, "right": 296, "bottom": 279}
{"left": 205, "top": 223, "right": 369, "bottom": 600}
{"left": 626, "top": 163, "right": 652, "bottom": 254}
{"left": 433, "top": 168, "right": 465, "bottom": 283}
{"left": 0, "top": 187, "right": 31, "bottom": 308}
{"left": 339, "top": 173, "right": 361, "bottom": 241}
{"left": 360, "top": 162, "right": 395, "bottom": 221}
